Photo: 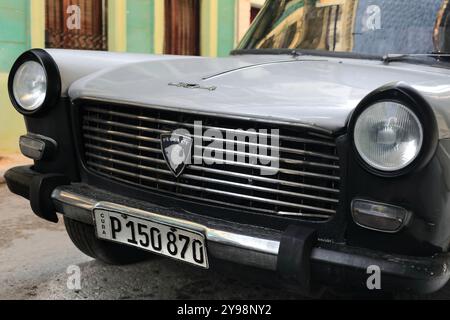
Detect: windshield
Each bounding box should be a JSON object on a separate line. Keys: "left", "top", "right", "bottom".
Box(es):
{"left": 237, "top": 0, "right": 450, "bottom": 57}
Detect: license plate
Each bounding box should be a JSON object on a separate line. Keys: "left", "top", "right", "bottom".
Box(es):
{"left": 93, "top": 209, "right": 209, "bottom": 269}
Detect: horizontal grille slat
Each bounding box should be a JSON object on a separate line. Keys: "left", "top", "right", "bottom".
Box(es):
{"left": 83, "top": 142, "right": 340, "bottom": 193}
{"left": 83, "top": 125, "right": 161, "bottom": 143}
{"left": 193, "top": 156, "right": 340, "bottom": 181}
{"left": 80, "top": 103, "right": 342, "bottom": 222}
{"left": 85, "top": 107, "right": 336, "bottom": 147}
{"left": 83, "top": 135, "right": 339, "bottom": 193}
{"left": 86, "top": 161, "right": 336, "bottom": 216}
{"left": 196, "top": 145, "right": 340, "bottom": 170}
{"left": 84, "top": 164, "right": 329, "bottom": 219}
{"left": 84, "top": 142, "right": 340, "bottom": 181}
{"left": 188, "top": 166, "right": 340, "bottom": 194}
{"left": 83, "top": 116, "right": 339, "bottom": 161}
{"left": 86, "top": 152, "right": 339, "bottom": 204}
{"left": 85, "top": 128, "right": 338, "bottom": 169}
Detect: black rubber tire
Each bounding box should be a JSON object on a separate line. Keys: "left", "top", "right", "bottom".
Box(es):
{"left": 64, "top": 216, "right": 151, "bottom": 265}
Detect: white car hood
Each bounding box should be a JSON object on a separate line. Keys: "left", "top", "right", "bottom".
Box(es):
{"left": 68, "top": 54, "right": 450, "bottom": 132}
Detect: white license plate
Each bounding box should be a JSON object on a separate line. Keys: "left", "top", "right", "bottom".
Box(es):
{"left": 93, "top": 209, "right": 209, "bottom": 269}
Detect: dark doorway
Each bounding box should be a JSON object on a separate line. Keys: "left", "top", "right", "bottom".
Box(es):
{"left": 251, "top": 6, "right": 261, "bottom": 23}
{"left": 164, "top": 0, "right": 200, "bottom": 55}
{"left": 45, "top": 0, "right": 108, "bottom": 50}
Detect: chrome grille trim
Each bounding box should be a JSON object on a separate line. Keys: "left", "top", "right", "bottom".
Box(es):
{"left": 192, "top": 156, "right": 340, "bottom": 181}
{"left": 84, "top": 107, "right": 337, "bottom": 147}
{"left": 86, "top": 152, "right": 339, "bottom": 204}
{"left": 195, "top": 145, "right": 340, "bottom": 169}
{"left": 83, "top": 125, "right": 161, "bottom": 143}
{"left": 85, "top": 143, "right": 340, "bottom": 181}
{"left": 80, "top": 103, "right": 341, "bottom": 221}
{"left": 83, "top": 135, "right": 340, "bottom": 193}
{"left": 83, "top": 118, "right": 339, "bottom": 161}
{"left": 78, "top": 99, "right": 334, "bottom": 134}
{"left": 86, "top": 161, "right": 336, "bottom": 216}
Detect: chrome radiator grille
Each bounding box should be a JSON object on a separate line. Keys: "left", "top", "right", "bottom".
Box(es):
{"left": 80, "top": 103, "right": 341, "bottom": 221}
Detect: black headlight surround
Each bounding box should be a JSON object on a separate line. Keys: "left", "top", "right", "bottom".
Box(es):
{"left": 8, "top": 49, "right": 61, "bottom": 116}
{"left": 348, "top": 83, "right": 438, "bottom": 178}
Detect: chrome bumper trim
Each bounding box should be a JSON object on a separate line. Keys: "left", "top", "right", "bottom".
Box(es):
{"left": 51, "top": 186, "right": 281, "bottom": 270}
{"left": 50, "top": 184, "right": 450, "bottom": 294}
{"left": 5, "top": 176, "right": 446, "bottom": 293}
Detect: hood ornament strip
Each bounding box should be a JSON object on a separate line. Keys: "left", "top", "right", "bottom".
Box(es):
{"left": 169, "top": 82, "right": 217, "bottom": 91}
{"left": 201, "top": 58, "right": 326, "bottom": 81}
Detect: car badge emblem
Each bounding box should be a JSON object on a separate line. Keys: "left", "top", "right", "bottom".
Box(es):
{"left": 161, "top": 133, "right": 193, "bottom": 177}
{"left": 168, "top": 82, "right": 217, "bottom": 91}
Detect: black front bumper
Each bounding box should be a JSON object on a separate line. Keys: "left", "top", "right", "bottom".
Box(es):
{"left": 5, "top": 165, "right": 450, "bottom": 294}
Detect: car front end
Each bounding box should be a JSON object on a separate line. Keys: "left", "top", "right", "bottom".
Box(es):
{"left": 5, "top": 0, "right": 450, "bottom": 295}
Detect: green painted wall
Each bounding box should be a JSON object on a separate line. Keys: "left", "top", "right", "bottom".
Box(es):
{"left": 217, "top": 0, "right": 236, "bottom": 57}
{"left": 0, "top": 73, "right": 26, "bottom": 153}
{"left": 0, "top": 0, "right": 29, "bottom": 152}
{"left": 0, "top": 0, "right": 240, "bottom": 152}
{"left": 0, "top": 0, "right": 30, "bottom": 73}
{"left": 127, "top": 0, "right": 155, "bottom": 53}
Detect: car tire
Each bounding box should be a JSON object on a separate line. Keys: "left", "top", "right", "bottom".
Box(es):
{"left": 64, "top": 216, "right": 151, "bottom": 265}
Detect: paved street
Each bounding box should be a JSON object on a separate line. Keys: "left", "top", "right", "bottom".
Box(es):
{"left": 0, "top": 182, "right": 450, "bottom": 300}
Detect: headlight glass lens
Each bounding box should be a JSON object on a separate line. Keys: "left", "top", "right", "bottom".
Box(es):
{"left": 13, "top": 61, "right": 47, "bottom": 111}
{"left": 354, "top": 101, "right": 423, "bottom": 172}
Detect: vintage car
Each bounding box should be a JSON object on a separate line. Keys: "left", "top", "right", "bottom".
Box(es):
{"left": 5, "top": 0, "right": 450, "bottom": 295}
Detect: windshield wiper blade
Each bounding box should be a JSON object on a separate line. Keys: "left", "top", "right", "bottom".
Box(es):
{"left": 382, "top": 53, "right": 450, "bottom": 64}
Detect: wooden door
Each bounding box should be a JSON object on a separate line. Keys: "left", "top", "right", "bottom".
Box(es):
{"left": 164, "top": 0, "right": 200, "bottom": 55}
{"left": 46, "top": 0, "right": 108, "bottom": 50}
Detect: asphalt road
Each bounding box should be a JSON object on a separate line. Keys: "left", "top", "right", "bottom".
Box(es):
{"left": 1, "top": 183, "right": 450, "bottom": 300}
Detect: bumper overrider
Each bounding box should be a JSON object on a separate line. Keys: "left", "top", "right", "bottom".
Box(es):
{"left": 5, "top": 165, "right": 450, "bottom": 294}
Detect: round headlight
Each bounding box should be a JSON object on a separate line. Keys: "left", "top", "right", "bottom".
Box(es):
{"left": 12, "top": 61, "right": 47, "bottom": 111}
{"left": 354, "top": 101, "right": 423, "bottom": 172}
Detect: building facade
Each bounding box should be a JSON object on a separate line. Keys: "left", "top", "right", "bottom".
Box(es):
{"left": 0, "top": 0, "right": 264, "bottom": 152}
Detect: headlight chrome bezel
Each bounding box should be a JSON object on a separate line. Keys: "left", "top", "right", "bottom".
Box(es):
{"left": 349, "top": 84, "right": 438, "bottom": 177}
{"left": 8, "top": 49, "right": 61, "bottom": 116}
{"left": 354, "top": 100, "right": 424, "bottom": 172}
